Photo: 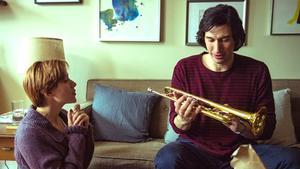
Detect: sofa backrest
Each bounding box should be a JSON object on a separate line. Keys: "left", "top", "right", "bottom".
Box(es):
{"left": 86, "top": 79, "right": 171, "bottom": 138}
{"left": 86, "top": 79, "right": 300, "bottom": 141}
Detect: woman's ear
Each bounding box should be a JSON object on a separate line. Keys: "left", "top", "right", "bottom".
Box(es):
{"left": 41, "top": 89, "right": 53, "bottom": 97}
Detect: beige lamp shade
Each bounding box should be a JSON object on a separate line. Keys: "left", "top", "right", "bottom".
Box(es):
{"left": 17, "top": 37, "right": 66, "bottom": 74}
{"left": 28, "top": 37, "right": 65, "bottom": 64}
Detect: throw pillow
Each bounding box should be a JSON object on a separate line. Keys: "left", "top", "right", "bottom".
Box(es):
{"left": 164, "top": 105, "right": 179, "bottom": 143}
{"left": 264, "top": 88, "right": 297, "bottom": 146}
{"left": 92, "top": 84, "right": 159, "bottom": 142}
{"left": 164, "top": 121, "right": 179, "bottom": 143}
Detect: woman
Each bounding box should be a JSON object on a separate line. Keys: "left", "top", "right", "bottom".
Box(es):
{"left": 14, "top": 60, "right": 94, "bottom": 169}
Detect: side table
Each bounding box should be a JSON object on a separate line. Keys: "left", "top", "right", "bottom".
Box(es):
{"left": 0, "top": 123, "right": 16, "bottom": 160}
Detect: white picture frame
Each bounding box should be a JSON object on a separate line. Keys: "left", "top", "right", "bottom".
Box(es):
{"left": 99, "top": 0, "right": 161, "bottom": 42}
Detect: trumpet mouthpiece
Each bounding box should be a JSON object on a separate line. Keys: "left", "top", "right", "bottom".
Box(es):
{"left": 147, "top": 87, "right": 153, "bottom": 92}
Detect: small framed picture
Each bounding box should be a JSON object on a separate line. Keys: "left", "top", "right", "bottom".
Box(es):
{"left": 271, "top": 0, "right": 300, "bottom": 35}
{"left": 186, "top": 0, "right": 248, "bottom": 46}
{"left": 34, "top": 0, "right": 82, "bottom": 4}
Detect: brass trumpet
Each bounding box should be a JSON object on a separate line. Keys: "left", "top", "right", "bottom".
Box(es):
{"left": 147, "top": 86, "right": 267, "bottom": 136}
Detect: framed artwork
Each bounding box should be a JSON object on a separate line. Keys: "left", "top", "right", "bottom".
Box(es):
{"left": 271, "top": 0, "right": 300, "bottom": 35}
{"left": 34, "top": 0, "right": 82, "bottom": 4}
{"left": 186, "top": 0, "right": 248, "bottom": 46}
{"left": 99, "top": 0, "right": 161, "bottom": 42}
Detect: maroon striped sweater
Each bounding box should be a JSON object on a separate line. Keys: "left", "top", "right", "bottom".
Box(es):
{"left": 170, "top": 52, "right": 276, "bottom": 159}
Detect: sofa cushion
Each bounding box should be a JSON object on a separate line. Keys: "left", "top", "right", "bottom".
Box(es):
{"left": 92, "top": 84, "right": 159, "bottom": 142}
{"left": 264, "top": 88, "right": 297, "bottom": 146}
{"left": 88, "top": 139, "right": 165, "bottom": 169}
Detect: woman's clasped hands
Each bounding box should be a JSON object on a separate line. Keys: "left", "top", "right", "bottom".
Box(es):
{"left": 67, "top": 104, "right": 89, "bottom": 128}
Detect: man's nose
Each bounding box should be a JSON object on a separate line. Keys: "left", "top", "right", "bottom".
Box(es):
{"left": 214, "top": 41, "right": 223, "bottom": 51}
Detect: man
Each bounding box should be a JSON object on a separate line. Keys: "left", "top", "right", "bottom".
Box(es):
{"left": 154, "top": 4, "right": 300, "bottom": 169}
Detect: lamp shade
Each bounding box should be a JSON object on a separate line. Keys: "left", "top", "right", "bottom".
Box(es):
{"left": 17, "top": 37, "right": 66, "bottom": 74}
{"left": 28, "top": 37, "right": 65, "bottom": 64}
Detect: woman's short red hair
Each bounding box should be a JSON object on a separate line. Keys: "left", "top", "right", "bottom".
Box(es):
{"left": 23, "top": 60, "right": 68, "bottom": 107}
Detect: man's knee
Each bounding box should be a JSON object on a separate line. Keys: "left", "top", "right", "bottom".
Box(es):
{"left": 281, "top": 148, "right": 300, "bottom": 168}
{"left": 154, "top": 142, "right": 185, "bottom": 169}
{"left": 254, "top": 144, "right": 300, "bottom": 169}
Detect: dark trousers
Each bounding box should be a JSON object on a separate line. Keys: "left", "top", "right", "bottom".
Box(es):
{"left": 154, "top": 138, "right": 232, "bottom": 169}
{"left": 154, "top": 138, "right": 300, "bottom": 169}
{"left": 252, "top": 144, "right": 300, "bottom": 169}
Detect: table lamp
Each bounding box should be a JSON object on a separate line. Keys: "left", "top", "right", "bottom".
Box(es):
{"left": 27, "top": 37, "right": 65, "bottom": 64}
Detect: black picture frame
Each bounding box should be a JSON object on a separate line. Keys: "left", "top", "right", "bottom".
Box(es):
{"left": 34, "top": 0, "right": 82, "bottom": 4}
{"left": 271, "top": 0, "right": 300, "bottom": 35}
{"left": 186, "top": 0, "right": 248, "bottom": 46}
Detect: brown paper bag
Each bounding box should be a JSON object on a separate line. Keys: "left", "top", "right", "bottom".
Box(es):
{"left": 230, "top": 144, "right": 266, "bottom": 169}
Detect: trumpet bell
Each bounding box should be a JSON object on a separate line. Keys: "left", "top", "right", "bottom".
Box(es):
{"left": 249, "top": 107, "right": 267, "bottom": 136}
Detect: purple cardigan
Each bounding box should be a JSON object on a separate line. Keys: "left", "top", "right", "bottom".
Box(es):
{"left": 14, "top": 106, "right": 94, "bottom": 169}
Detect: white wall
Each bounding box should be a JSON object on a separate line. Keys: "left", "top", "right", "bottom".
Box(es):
{"left": 0, "top": 0, "right": 299, "bottom": 113}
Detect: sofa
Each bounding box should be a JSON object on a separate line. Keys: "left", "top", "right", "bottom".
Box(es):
{"left": 82, "top": 79, "right": 300, "bottom": 169}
